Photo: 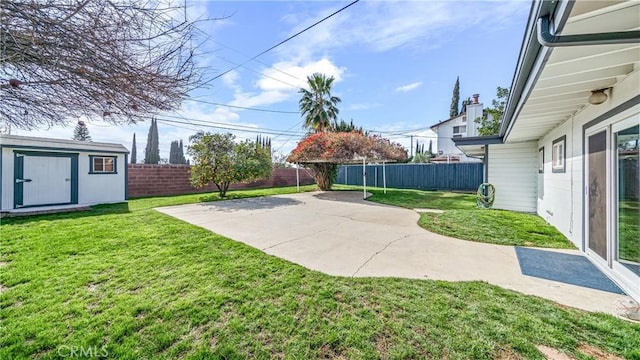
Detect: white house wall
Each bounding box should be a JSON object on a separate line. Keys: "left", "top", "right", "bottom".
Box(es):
{"left": 536, "top": 69, "right": 640, "bottom": 248}
{"left": 436, "top": 116, "right": 466, "bottom": 156}
{"left": 1, "top": 148, "right": 14, "bottom": 210}
{"left": 435, "top": 115, "right": 482, "bottom": 163}
{"left": 78, "top": 152, "right": 126, "bottom": 205}
{"left": 487, "top": 141, "right": 538, "bottom": 212}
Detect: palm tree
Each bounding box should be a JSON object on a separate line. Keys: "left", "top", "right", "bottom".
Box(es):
{"left": 299, "top": 73, "right": 341, "bottom": 133}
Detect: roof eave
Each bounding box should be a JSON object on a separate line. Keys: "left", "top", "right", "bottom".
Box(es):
{"left": 499, "top": 0, "right": 574, "bottom": 140}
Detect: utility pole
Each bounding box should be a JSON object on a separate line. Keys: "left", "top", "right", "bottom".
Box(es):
{"left": 410, "top": 135, "right": 414, "bottom": 157}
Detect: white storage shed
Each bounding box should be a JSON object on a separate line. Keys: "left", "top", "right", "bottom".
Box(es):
{"left": 0, "top": 135, "right": 129, "bottom": 212}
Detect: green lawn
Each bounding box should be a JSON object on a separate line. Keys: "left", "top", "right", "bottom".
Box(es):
{"left": 618, "top": 200, "right": 640, "bottom": 263}
{"left": 335, "top": 186, "right": 575, "bottom": 249}
{"left": 1, "top": 187, "right": 639, "bottom": 359}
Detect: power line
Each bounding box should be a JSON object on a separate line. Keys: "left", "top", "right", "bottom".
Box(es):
{"left": 129, "top": 113, "right": 306, "bottom": 137}
{"left": 210, "top": 39, "right": 300, "bottom": 81}
{"left": 153, "top": 113, "right": 303, "bottom": 134}
{"left": 203, "top": 0, "right": 360, "bottom": 85}
{"left": 184, "top": 98, "right": 300, "bottom": 114}
{"left": 214, "top": 54, "right": 300, "bottom": 89}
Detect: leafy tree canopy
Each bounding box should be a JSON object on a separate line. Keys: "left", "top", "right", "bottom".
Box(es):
{"left": 475, "top": 86, "right": 510, "bottom": 136}
{"left": 287, "top": 132, "right": 407, "bottom": 165}
{"left": 288, "top": 132, "right": 407, "bottom": 191}
{"left": 188, "top": 132, "right": 272, "bottom": 197}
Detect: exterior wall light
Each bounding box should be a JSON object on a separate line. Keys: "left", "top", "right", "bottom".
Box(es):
{"left": 588, "top": 89, "right": 608, "bottom": 105}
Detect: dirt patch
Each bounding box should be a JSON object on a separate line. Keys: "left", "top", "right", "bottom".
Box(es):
{"left": 87, "top": 283, "right": 100, "bottom": 292}
{"left": 577, "top": 344, "right": 623, "bottom": 360}
{"left": 494, "top": 346, "right": 523, "bottom": 360}
{"left": 0, "top": 284, "right": 8, "bottom": 293}
{"left": 536, "top": 344, "right": 624, "bottom": 360}
{"left": 318, "top": 343, "right": 347, "bottom": 360}
{"left": 536, "top": 345, "right": 572, "bottom": 360}
{"left": 0, "top": 261, "right": 10, "bottom": 267}
{"left": 373, "top": 333, "right": 392, "bottom": 359}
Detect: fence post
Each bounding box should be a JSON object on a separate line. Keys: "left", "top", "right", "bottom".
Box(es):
{"left": 362, "top": 158, "right": 366, "bottom": 199}
{"left": 383, "top": 161, "right": 386, "bottom": 194}
{"left": 375, "top": 167, "right": 378, "bottom": 187}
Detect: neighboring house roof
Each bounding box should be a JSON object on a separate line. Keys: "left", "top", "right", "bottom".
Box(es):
{"left": 500, "top": 0, "right": 640, "bottom": 143}
{"left": 429, "top": 112, "right": 466, "bottom": 130}
{"left": 0, "top": 134, "right": 129, "bottom": 153}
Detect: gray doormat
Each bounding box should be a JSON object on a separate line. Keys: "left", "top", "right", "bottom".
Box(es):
{"left": 515, "top": 247, "right": 625, "bottom": 294}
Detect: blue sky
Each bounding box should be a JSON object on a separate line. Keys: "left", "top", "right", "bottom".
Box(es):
{"left": 15, "top": 0, "right": 530, "bottom": 161}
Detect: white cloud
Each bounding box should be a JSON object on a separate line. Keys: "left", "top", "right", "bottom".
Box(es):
{"left": 395, "top": 81, "right": 422, "bottom": 93}
{"left": 279, "top": 1, "right": 526, "bottom": 57}
{"left": 347, "top": 103, "right": 381, "bottom": 111}
{"left": 229, "top": 57, "right": 345, "bottom": 109}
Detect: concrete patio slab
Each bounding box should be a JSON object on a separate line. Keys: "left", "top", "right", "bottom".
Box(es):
{"left": 156, "top": 191, "right": 632, "bottom": 317}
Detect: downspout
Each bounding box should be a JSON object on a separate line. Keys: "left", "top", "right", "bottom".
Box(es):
{"left": 484, "top": 145, "right": 489, "bottom": 183}
{"left": 537, "top": 15, "right": 640, "bottom": 47}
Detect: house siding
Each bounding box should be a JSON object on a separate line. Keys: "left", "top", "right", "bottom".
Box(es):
{"left": 78, "top": 152, "right": 126, "bottom": 205}
{"left": 488, "top": 141, "right": 538, "bottom": 212}
{"left": 537, "top": 70, "right": 640, "bottom": 249}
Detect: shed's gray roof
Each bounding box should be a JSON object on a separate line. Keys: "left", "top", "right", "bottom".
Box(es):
{"left": 0, "top": 134, "right": 129, "bottom": 153}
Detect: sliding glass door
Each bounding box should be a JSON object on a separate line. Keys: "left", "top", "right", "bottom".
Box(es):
{"left": 614, "top": 122, "right": 639, "bottom": 278}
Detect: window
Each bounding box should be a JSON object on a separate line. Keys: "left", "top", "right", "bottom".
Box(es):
{"left": 453, "top": 125, "right": 467, "bottom": 134}
{"left": 538, "top": 147, "right": 544, "bottom": 173}
{"left": 552, "top": 136, "right": 566, "bottom": 173}
{"left": 462, "top": 116, "right": 467, "bottom": 123}
{"left": 90, "top": 156, "right": 117, "bottom": 174}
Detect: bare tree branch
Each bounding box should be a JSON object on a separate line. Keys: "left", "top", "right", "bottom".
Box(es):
{"left": 1, "top": 0, "right": 208, "bottom": 129}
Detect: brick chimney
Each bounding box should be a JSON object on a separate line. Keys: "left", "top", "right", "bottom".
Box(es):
{"left": 472, "top": 94, "right": 479, "bottom": 104}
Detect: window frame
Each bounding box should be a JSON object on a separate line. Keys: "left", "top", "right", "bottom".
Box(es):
{"left": 538, "top": 147, "right": 544, "bottom": 173}
{"left": 552, "top": 135, "right": 566, "bottom": 173}
{"left": 89, "top": 155, "right": 118, "bottom": 174}
{"left": 452, "top": 125, "right": 467, "bottom": 134}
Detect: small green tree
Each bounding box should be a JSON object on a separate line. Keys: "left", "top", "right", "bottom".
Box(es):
{"left": 449, "top": 77, "right": 460, "bottom": 118}
{"left": 475, "top": 86, "right": 510, "bottom": 136}
{"left": 72, "top": 121, "right": 91, "bottom": 141}
{"left": 188, "top": 132, "right": 272, "bottom": 197}
{"left": 131, "top": 133, "right": 137, "bottom": 163}
{"left": 412, "top": 152, "right": 432, "bottom": 163}
{"left": 144, "top": 119, "right": 160, "bottom": 164}
{"left": 331, "top": 119, "right": 364, "bottom": 133}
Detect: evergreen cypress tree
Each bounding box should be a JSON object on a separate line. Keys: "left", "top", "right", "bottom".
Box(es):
{"left": 131, "top": 133, "right": 137, "bottom": 163}
{"left": 144, "top": 119, "right": 160, "bottom": 164}
{"left": 169, "top": 139, "right": 187, "bottom": 164}
{"left": 449, "top": 77, "right": 460, "bottom": 118}
{"left": 72, "top": 121, "right": 91, "bottom": 141}
{"left": 178, "top": 140, "right": 186, "bottom": 164}
{"left": 169, "top": 140, "right": 176, "bottom": 164}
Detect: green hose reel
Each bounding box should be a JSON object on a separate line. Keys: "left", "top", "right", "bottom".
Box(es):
{"left": 477, "top": 183, "right": 495, "bottom": 209}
